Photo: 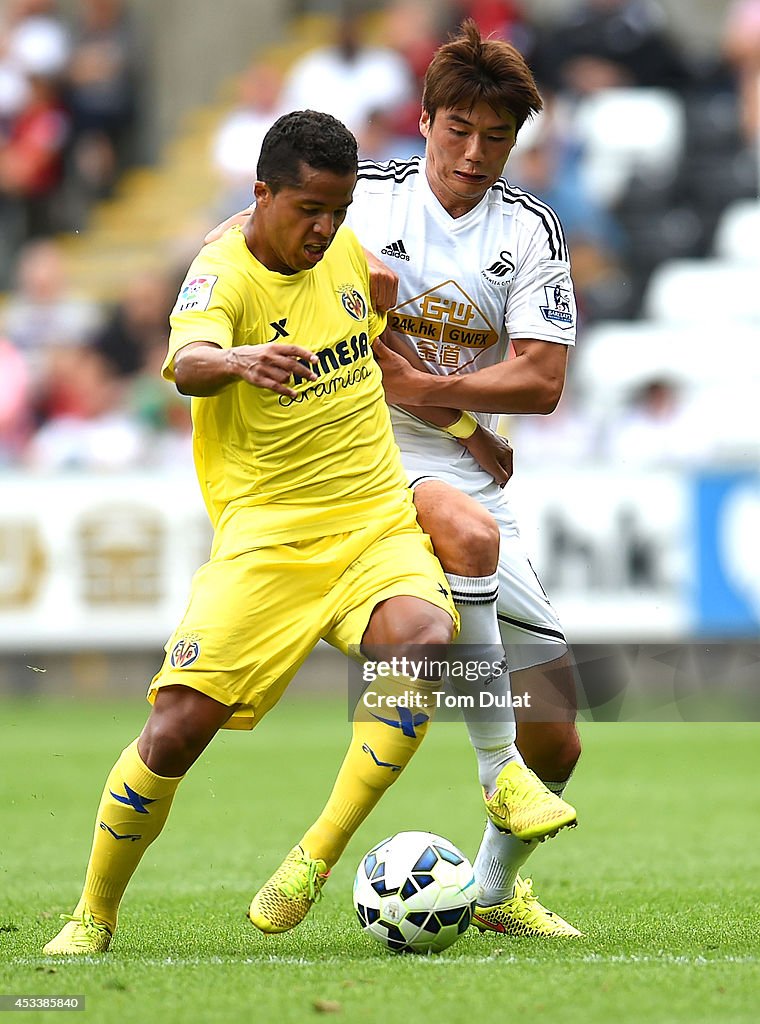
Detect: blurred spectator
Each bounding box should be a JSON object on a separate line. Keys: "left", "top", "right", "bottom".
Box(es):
{"left": 0, "top": 34, "right": 28, "bottom": 285}
{"left": 4, "top": 0, "right": 70, "bottom": 80}
{"left": 26, "top": 344, "right": 145, "bottom": 470}
{"left": 386, "top": 0, "right": 441, "bottom": 81}
{"left": 532, "top": 0, "right": 692, "bottom": 96}
{"left": 281, "top": 8, "right": 413, "bottom": 135}
{"left": 211, "top": 61, "right": 284, "bottom": 213}
{"left": 87, "top": 264, "right": 193, "bottom": 466}
{"left": 380, "top": 0, "right": 440, "bottom": 140}
{"left": 0, "top": 3, "right": 71, "bottom": 281}
{"left": 66, "top": 0, "right": 138, "bottom": 200}
{"left": 600, "top": 378, "right": 706, "bottom": 466}
{"left": 127, "top": 329, "right": 192, "bottom": 468}
{"left": 1, "top": 238, "right": 101, "bottom": 378}
{"left": 0, "top": 30, "right": 31, "bottom": 128}
{"left": 722, "top": 0, "right": 760, "bottom": 144}
{"left": 91, "top": 269, "right": 174, "bottom": 379}
{"left": 509, "top": 106, "right": 631, "bottom": 321}
{"left": 447, "top": 1, "right": 531, "bottom": 49}
{"left": 512, "top": 112, "right": 624, "bottom": 251}
{"left": 0, "top": 335, "right": 32, "bottom": 463}
{"left": 0, "top": 72, "right": 69, "bottom": 238}
{"left": 356, "top": 105, "right": 421, "bottom": 161}
{"left": 507, "top": 393, "right": 601, "bottom": 466}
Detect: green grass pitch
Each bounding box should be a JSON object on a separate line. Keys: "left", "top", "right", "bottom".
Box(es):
{"left": 1, "top": 695, "right": 758, "bottom": 1024}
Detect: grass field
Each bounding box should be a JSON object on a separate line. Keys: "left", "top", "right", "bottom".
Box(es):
{"left": 1, "top": 696, "right": 758, "bottom": 1024}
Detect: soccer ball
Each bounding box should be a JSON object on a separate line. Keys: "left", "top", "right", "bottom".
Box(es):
{"left": 353, "top": 831, "right": 477, "bottom": 954}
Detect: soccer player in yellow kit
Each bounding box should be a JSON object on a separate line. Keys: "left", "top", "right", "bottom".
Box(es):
{"left": 42, "top": 110, "right": 458, "bottom": 955}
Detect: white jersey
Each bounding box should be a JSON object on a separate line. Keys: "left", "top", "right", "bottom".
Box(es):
{"left": 346, "top": 156, "right": 575, "bottom": 659}
{"left": 345, "top": 156, "right": 577, "bottom": 452}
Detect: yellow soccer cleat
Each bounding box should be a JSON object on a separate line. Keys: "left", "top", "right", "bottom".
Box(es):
{"left": 248, "top": 846, "right": 329, "bottom": 934}
{"left": 484, "top": 762, "right": 577, "bottom": 842}
{"left": 472, "top": 876, "right": 582, "bottom": 938}
{"left": 42, "top": 908, "right": 112, "bottom": 955}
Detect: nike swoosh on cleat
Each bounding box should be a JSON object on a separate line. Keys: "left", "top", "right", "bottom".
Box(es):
{"left": 472, "top": 915, "right": 506, "bottom": 933}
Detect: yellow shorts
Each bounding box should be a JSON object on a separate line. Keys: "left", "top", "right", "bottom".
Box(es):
{"left": 148, "top": 501, "right": 457, "bottom": 729}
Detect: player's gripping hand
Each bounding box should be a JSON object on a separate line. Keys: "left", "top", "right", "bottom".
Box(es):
{"left": 363, "top": 248, "right": 399, "bottom": 314}
{"left": 204, "top": 208, "right": 252, "bottom": 244}
{"left": 228, "top": 343, "right": 319, "bottom": 398}
{"left": 372, "top": 336, "right": 428, "bottom": 404}
{"left": 173, "top": 340, "right": 318, "bottom": 399}
{"left": 461, "top": 426, "right": 514, "bottom": 488}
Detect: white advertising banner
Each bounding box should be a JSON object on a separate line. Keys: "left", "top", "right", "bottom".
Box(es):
{"left": 0, "top": 473, "right": 211, "bottom": 650}
{"left": 506, "top": 469, "right": 690, "bottom": 640}
{"left": 0, "top": 469, "right": 693, "bottom": 649}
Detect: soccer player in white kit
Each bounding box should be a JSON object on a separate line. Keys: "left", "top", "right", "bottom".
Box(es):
{"left": 346, "top": 21, "right": 583, "bottom": 937}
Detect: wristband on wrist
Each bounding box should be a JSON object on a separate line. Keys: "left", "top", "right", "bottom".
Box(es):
{"left": 445, "top": 410, "right": 479, "bottom": 440}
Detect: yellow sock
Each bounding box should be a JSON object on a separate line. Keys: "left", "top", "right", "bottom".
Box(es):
{"left": 74, "top": 739, "right": 183, "bottom": 933}
{"left": 301, "top": 675, "right": 437, "bottom": 868}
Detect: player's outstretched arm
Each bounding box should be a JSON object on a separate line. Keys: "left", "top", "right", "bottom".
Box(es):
{"left": 382, "top": 336, "right": 569, "bottom": 416}
{"left": 173, "top": 340, "right": 318, "bottom": 398}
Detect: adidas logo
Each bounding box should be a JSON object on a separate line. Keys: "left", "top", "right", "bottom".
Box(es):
{"left": 381, "top": 239, "right": 410, "bottom": 261}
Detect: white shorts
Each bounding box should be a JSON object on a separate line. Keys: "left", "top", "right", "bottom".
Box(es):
{"left": 398, "top": 427, "right": 566, "bottom": 673}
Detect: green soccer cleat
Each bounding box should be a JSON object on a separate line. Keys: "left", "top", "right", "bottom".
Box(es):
{"left": 42, "top": 908, "right": 112, "bottom": 955}
{"left": 473, "top": 876, "right": 582, "bottom": 938}
{"left": 483, "top": 761, "right": 577, "bottom": 842}
{"left": 248, "top": 846, "right": 329, "bottom": 934}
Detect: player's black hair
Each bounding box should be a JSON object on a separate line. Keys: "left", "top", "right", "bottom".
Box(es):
{"left": 257, "top": 110, "right": 358, "bottom": 192}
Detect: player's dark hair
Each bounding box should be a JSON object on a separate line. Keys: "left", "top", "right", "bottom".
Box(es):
{"left": 257, "top": 110, "right": 358, "bottom": 192}
{"left": 422, "top": 19, "right": 542, "bottom": 132}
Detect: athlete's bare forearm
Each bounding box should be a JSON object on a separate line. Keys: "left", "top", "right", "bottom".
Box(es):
{"left": 173, "top": 342, "right": 237, "bottom": 396}
{"left": 425, "top": 359, "right": 560, "bottom": 414}
{"left": 173, "top": 341, "right": 318, "bottom": 398}
{"left": 385, "top": 338, "right": 569, "bottom": 415}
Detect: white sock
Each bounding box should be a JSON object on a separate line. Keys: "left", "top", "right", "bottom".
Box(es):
{"left": 543, "top": 777, "right": 572, "bottom": 799}
{"left": 474, "top": 821, "right": 537, "bottom": 906}
{"left": 475, "top": 745, "right": 523, "bottom": 795}
{"left": 445, "top": 572, "right": 521, "bottom": 792}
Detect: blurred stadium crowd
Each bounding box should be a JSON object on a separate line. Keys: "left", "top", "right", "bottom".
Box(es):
{"left": 1, "top": 0, "right": 759, "bottom": 472}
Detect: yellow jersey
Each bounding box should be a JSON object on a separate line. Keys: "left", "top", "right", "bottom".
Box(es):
{"left": 164, "top": 225, "right": 412, "bottom": 543}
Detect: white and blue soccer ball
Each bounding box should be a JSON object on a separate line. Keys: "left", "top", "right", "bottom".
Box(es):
{"left": 353, "top": 831, "right": 477, "bottom": 954}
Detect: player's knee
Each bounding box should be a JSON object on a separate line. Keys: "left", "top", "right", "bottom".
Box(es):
{"left": 411, "top": 610, "right": 455, "bottom": 648}
{"left": 139, "top": 703, "right": 217, "bottom": 775}
{"left": 461, "top": 511, "right": 500, "bottom": 575}
{"left": 139, "top": 719, "right": 195, "bottom": 775}
{"left": 414, "top": 483, "right": 499, "bottom": 576}
{"left": 382, "top": 610, "right": 454, "bottom": 651}
{"left": 439, "top": 508, "right": 499, "bottom": 576}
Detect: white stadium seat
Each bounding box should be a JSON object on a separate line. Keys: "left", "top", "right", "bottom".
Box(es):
{"left": 574, "top": 320, "right": 760, "bottom": 411}
{"left": 573, "top": 88, "right": 686, "bottom": 206}
{"left": 642, "top": 259, "right": 760, "bottom": 324}
{"left": 713, "top": 200, "right": 760, "bottom": 263}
